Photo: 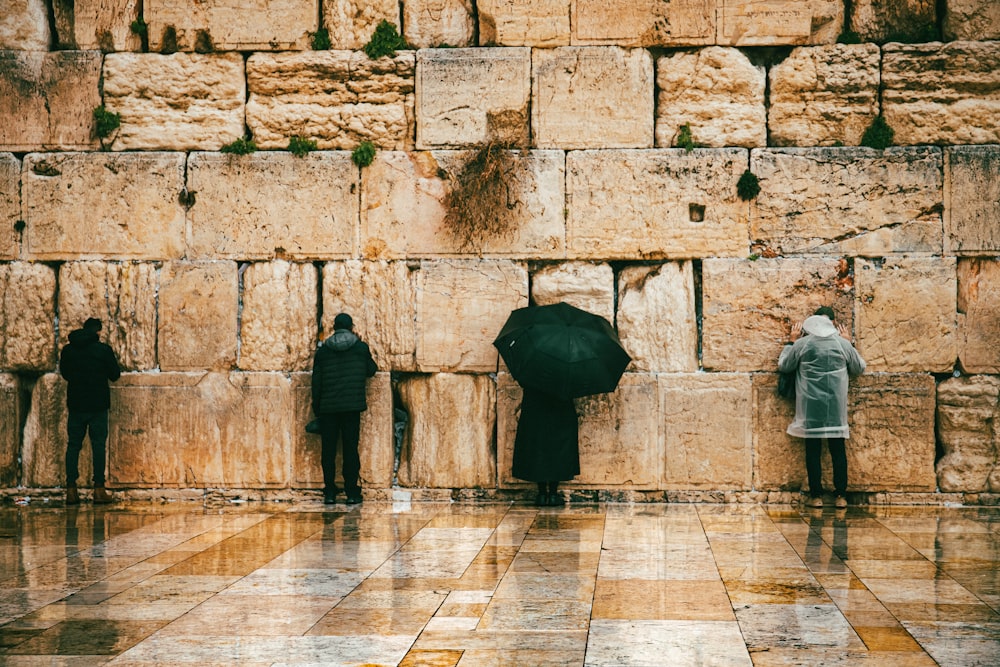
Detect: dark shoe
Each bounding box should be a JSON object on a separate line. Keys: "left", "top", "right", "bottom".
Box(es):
{"left": 346, "top": 493, "right": 362, "bottom": 505}
{"left": 547, "top": 493, "right": 565, "bottom": 507}
{"left": 93, "top": 486, "right": 113, "bottom": 504}
{"left": 323, "top": 493, "right": 337, "bottom": 504}
{"left": 65, "top": 486, "right": 80, "bottom": 506}
{"left": 534, "top": 493, "right": 547, "bottom": 507}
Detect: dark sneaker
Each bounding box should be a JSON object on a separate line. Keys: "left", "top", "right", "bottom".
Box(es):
{"left": 323, "top": 493, "right": 337, "bottom": 504}
{"left": 346, "top": 493, "right": 362, "bottom": 505}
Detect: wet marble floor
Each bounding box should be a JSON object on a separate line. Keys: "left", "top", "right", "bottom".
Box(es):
{"left": 0, "top": 500, "right": 998, "bottom": 666}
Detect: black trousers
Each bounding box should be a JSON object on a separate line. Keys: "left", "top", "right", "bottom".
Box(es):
{"left": 66, "top": 410, "right": 108, "bottom": 486}
{"left": 319, "top": 412, "right": 361, "bottom": 495}
{"left": 805, "top": 437, "right": 847, "bottom": 497}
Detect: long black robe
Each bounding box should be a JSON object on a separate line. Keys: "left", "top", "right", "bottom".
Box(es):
{"left": 511, "top": 388, "right": 580, "bottom": 483}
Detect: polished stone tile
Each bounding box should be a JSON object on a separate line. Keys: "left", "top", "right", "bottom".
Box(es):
{"left": 5, "top": 619, "right": 165, "bottom": 655}
{"left": 591, "top": 579, "right": 734, "bottom": 621}
{"left": 733, "top": 603, "right": 866, "bottom": 650}
{"left": 585, "top": 619, "right": 752, "bottom": 666}
{"left": 725, "top": 575, "right": 831, "bottom": 605}
{"left": 478, "top": 598, "right": 592, "bottom": 631}
{"left": 157, "top": 595, "right": 334, "bottom": 636}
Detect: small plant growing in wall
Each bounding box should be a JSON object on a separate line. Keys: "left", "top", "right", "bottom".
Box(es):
{"left": 92, "top": 105, "right": 121, "bottom": 149}
{"left": 288, "top": 135, "right": 318, "bottom": 157}
{"left": 363, "top": 20, "right": 407, "bottom": 59}
{"left": 221, "top": 136, "right": 258, "bottom": 155}
{"left": 675, "top": 123, "right": 700, "bottom": 152}
{"left": 737, "top": 170, "right": 761, "bottom": 201}
{"left": 130, "top": 17, "right": 149, "bottom": 51}
{"left": 310, "top": 27, "right": 331, "bottom": 50}
{"left": 860, "top": 115, "right": 895, "bottom": 149}
{"left": 351, "top": 141, "right": 377, "bottom": 168}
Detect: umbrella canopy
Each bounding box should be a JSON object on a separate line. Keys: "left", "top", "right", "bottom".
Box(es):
{"left": 493, "top": 302, "right": 631, "bottom": 399}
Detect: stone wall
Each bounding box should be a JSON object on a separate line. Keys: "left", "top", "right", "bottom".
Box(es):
{"left": 1, "top": 0, "right": 998, "bottom": 502}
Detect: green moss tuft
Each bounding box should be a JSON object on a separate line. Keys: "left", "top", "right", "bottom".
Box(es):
{"left": 737, "top": 170, "right": 761, "bottom": 201}
{"left": 220, "top": 137, "right": 258, "bottom": 155}
{"left": 363, "top": 20, "right": 407, "bottom": 59}
{"left": 351, "top": 141, "right": 377, "bottom": 168}
{"left": 860, "top": 115, "right": 895, "bottom": 149}
{"left": 288, "top": 136, "right": 318, "bottom": 158}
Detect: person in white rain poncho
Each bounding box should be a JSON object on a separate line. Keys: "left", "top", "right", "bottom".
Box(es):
{"left": 778, "top": 307, "right": 866, "bottom": 509}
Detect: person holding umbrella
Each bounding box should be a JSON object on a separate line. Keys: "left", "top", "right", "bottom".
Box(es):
{"left": 513, "top": 387, "right": 579, "bottom": 506}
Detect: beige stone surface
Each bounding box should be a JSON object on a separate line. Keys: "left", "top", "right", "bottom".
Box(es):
{"left": 655, "top": 47, "right": 765, "bottom": 149}
{"left": 396, "top": 373, "right": 495, "bottom": 488}
{"left": 58, "top": 262, "right": 158, "bottom": 371}
{"left": 102, "top": 53, "right": 246, "bottom": 151}
{"left": 158, "top": 261, "right": 238, "bottom": 371}
{"left": 958, "top": 259, "right": 1000, "bottom": 375}
{"left": 717, "top": 0, "right": 843, "bottom": 45}
{"left": 936, "top": 375, "right": 1000, "bottom": 493}
{"left": 0, "top": 262, "right": 56, "bottom": 371}
{"left": 661, "top": 373, "right": 752, "bottom": 489}
{"left": 109, "top": 372, "right": 291, "bottom": 487}
{"left": 187, "top": 151, "right": 359, "bottom": 260}
{"left": 752, "top": 373, "right": 801, "bottom": 490}
{"left": 477, "top": 0, "right": 570, "bottom": 46}
{"left": 22, "top": 152, "right": 186, "bottom": 260}
{"left": 945, "top": 146, "right": 1000, "bottom": 254}
{"left": 530, "top": 262, "right": 614, "bottom": 323}
{"left": 750, "top": 147, "right": 943, "bottom": 255}
{"left": 855, "top": 257, "right": 958, "bottom": 373}
{"left": 21, "top": 373, "right": 92, "bottom": 488}
{"left": 415, "top": 260, "right": 528, "bottom": 372}
{"left": 145, "top": 0, "right": 315, "bottom": 51}
{"left": 0, "top": 374, "right": 19, "bottom": 486}
{"left": 402, "top": 0, "right": 474, "bottom": 48}
{"left": 617, "top": 263, "right": 698, "bottom": 373}
{"left": 54, "top": 0, "right": 141, "bottom": 51}
{"left": 571, "top": 0, "right": 714, "bottom": 46}
{"left": 943, "top": 0, "right": 1000, "bottom": 41}
{"left": 850, "top": 0, "right": 936, "bottom": 43}
{"left": 324, "top": 0, "right": 400, "bottom": 50}
{"left": 768, "top": 45, "right": 880, "bottom": 147}
{"left": 702, "top": 258, "right": 853, "bottom": 372}
{"left": 0, "top": 154, "right": 17, "bottom": 259}
{"left": 246, "top": 51, "right": 415, "bottom": 151}
{"left": 240, "top": 261, "right": 318, "bottom": 372}
{"left": 361, "top": 150, "right": 565, "bottom": 258}
{"left": 0, "top": 0, "right": 49, "bottom": 50}
{"left": 0, "top": 51, "right": 101, "bottom": 151}
{"left": 566, "top": 149, "right": 748, "bottom": 259}
{"left": 416, "top": 48, "right": 530, "bottom": 148}
{"left": 882, "top": 42, "right": 1000, "bottom": 146}
{"left": 532, "top": 47, "right": 654, "bottom": 149}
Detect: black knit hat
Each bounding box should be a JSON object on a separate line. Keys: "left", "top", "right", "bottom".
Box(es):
{"left": 84, "top": 317, "right": 102, "bottom": 331}
{"left": 333, "top": 313, "right": 353, "bottom": 330}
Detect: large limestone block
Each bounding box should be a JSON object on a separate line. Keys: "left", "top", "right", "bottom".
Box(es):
{"left": 240, "top": 261, "right": 318, "bottom": 372}
{"left": 246, "top": 51, "right": 415, "bottom": 151}
{"left": 855, "top": 257, "right": 958, "bottom": 373}
{"left": 717, "top": 0, "right": 843, "bottom": 45}
{"left": 944, "top": 0, "right": 1000, "bottom": 41}
{"left": 752, "top": 374, "right": 800, "bottom": 490}
{"left": 416, "top": 48, "right": 530, "bottom": 148}
{"left": 21, "top": 373, "right": 92, "bottom": 487}
{"left": 396, "top": 373, "right": 495, "bottom": 488}
{"left": 102, "top": 53, "right": 246, "bottom": 151}
{"left": 0, "top": 154, "right": 18, "bottom": 259}
{"left": 187, "top": 151, "right": 359, "bottom": 260}
{"left": 324, "top": 0, "right": 399, "bottom": 50}
{"left": 655, "top": 47, "right": 765, "bottom": 149}
{"left": 750, "top": 147, "right": 943, "bottom": 256}
{"left": 945, "top": 146, "right": 1000, "bottom": 254}
{"left": 53, "top": 0, "right": 141, "bottom": 51}
{"left": 958, "top": 259, "right": 1000, "bottom": 374}
{"left": 566, "top": 149, "right": 748, "bottom": 259}
{"left": 850, "top": 0, "right": 936, "bottom": 43}
{"left": 531, "top": 262, "right": 614, "bottom": 323}
{"left": 361, "top": 150, "right": 565, "bottom": 258}
{"left": 0, "top": 262, "right": 56, "bottom": 371}
{"left": 936, "top": 376, "right": 1000, "bottom": 492}
{"left": 109, "top": 372, "right": 292, "bottom": 488}
{"left": 882, "top": 42, "right": 1000, "bottom": 146}
{"left": 415, "top": 260, "right": 528, "bottom": 372}
{"left": 768, "top": 45, "right": 881, "bottom": 147}
{"left": 661, "top": 373, "right": 752, "bottom": 489}
{"left": 0, "top": 374, "right": 19, "bottom": 487}
{"left": 58, "top": 262, "right": 158, "bottom": 371}
{"left": 158, "top": 261, "right": 238, "bottom": 371}
{"left": 22, "top": 152, "right": 186, "bottom": 260}
{"left": 617, "top": 263, "right": 698, "bottom": 373}
{"left": 532, "top": 47, "right": 654, "bottom": 149}
{"left": 403, "top": 0, "right": 474, "bottom": 48}
{"left": 477, "top": 0, "right": 570, "bottom": 46}
{"left": 145, "top": 0, "right": 316, "bottom": 51}
{"left": 702, "top": 258, "right": 853, "bottom": 372}
{"left": 571, "top": 0, "right": 714, "bottom": 46}
{"left": 0, "top": 0, "right": 50, "bottom": 49}
{"left": 0, "top": 51, "right": 101, "bottom": 151}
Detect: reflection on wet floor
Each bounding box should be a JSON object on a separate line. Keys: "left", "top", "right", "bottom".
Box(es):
{"left": 0, "top": 501, "right": 998, "bottom": 665}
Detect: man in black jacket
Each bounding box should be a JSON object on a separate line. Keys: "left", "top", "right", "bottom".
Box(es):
{"left": 59, "top": 317, "right": 122, "bottom": 505}
{"left": 311, "top": 313, "right": 377, "bottom": 504}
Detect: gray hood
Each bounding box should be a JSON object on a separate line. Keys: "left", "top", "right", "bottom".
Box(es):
{"left": 323, "top": 329, "right": 359, "bottom": 351}
{"left": 801, "top": 315, "right": 838, "bottom": 338}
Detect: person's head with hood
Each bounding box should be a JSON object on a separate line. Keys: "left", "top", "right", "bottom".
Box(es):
{"left": 69, "top": 317, "right": 103, "bottom": 344}
{"left": 324, "top": 313, "right": 359, "bottom": 351}
{"left": 802, "top": 306, "right": 838, "bottom": 338}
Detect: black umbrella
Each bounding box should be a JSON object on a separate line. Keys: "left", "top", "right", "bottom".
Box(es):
{"left": 493, "top": 302, "right": 632, "bottom": 399}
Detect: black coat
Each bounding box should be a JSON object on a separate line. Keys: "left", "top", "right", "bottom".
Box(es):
{"left": 512, "top": 388, "right": 580, "bottom": 483}
{"left": 59, "top": 328, "right": 122, "bottom": 412}
{"left": 311, "top": 330, "right": 377, "bottom": 415}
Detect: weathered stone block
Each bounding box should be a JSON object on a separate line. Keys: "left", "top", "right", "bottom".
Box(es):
{"left": 361, "top": 150, "right": 565, "bottom": 258}
{"left": 21, "top": 373, "right": 92, "bottom": 488}
{"left": 531, "top": 262, "right": 614, "bottom": 324}
{"left": 0, "top": 374, "right": 20, "bottom": 486}
{"left": 661, "top": 373, "right": 752, "bottom": 489}
{"left": 618, "top": 262, "right": 698, "bottom": 373}
{"left": 415, "top": 260, "right": 528, "bottom": 372}
{"left": 567, "top": 149, "right": 748, "bottom": 259}
{"left": 402, "top": 0, "right": 474, "bottom": 48}
{"left": 323, "top": 0, "right": 399, "bottom": 50}
{"left": 0, "top": 0, "right": 50, "bottom": 49}
{"left": 0, "top": 262, "right": 56, "bottom": 371}
{"left": 53, "top": 0, "right": 141, "bottom": 51}
{"left": 958, "top": 259, "right": 1000, "bottom": 374}
{"left": 0, "top": 51, "right": 101, "bottom": 151}
{"left": 246, "top": 51, "right": 415, "bottom": 151}
{"left": 22, "top": 152, "right": 186, "bottom": 260}
{"left": 752, "top": 374, "right": 801, "bottom": 490}
{"left": 103, "top": 53, "right": 246, "bottom": 151}
{"left": 416, "top": 48, "right": 530, "bottom": 148}
{"left": 532, "top": 47, "right": 654, "bottom": 149}
{"left": 477, "top": 0, "right": 570, "bottom": 46}
{"left": 850, "top": 0, "right": 936, "bottom": 43}
{"left": 717, "top": 0, "right": 843, "bottom": 45}
{"left": 158, "top": 261, "right": 238, "bottom": 372}
{"left": 240, "top": 261, "right": 318, "bottom": 372}
{"left": 572, "top": 0, "right": 714, "bottom": 46}
{"left": 936, "top": 376, "right": 1000, "bottom": 492}
{"left": 943, "top": 0, "right": 1000, "bottom": 41}
{"left": 58, "top": 261, "right": 158, "bottom": 371}
{"left": 855, "top": 257, "right": 958, "bottom": 373}
{"left": 396, "top": 373, "right": 495, "bottom": 488}
{"left": 768, "top": 45, "right": 881, "bottom": 147}
{"left": 750, "top": 147, "right": 943, "bottom": 255}
{"left": 945, "top": 146, "right": 1000, "bottom": 255}
{"left": 187, "top": 151, "right": 359, "bottom": 260}
{"left": 702, "top": 258, "right": 853, "bottom": 372}
{"left": 145, "top": 0, "right": 316, "bottom": 51}
{"left": 882, "top": 42, "right": 1000, "bottom": 146}
{"left": 655, "top": 47, "right": 765, "bottom": 149}
{"left": 0, "top": 154, "right": 18, "bottom": 259}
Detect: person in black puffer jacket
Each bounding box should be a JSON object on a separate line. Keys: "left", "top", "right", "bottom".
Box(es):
{"left": 311, "top": 313, "right": 377, "bottom": 505}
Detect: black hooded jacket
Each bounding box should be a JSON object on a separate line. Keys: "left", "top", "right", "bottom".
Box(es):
{"left": 59, "top": 328, "right": 122, "bottom": 412}
{"left": 311, "top": 330, "right": 377, "bottom": 415}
